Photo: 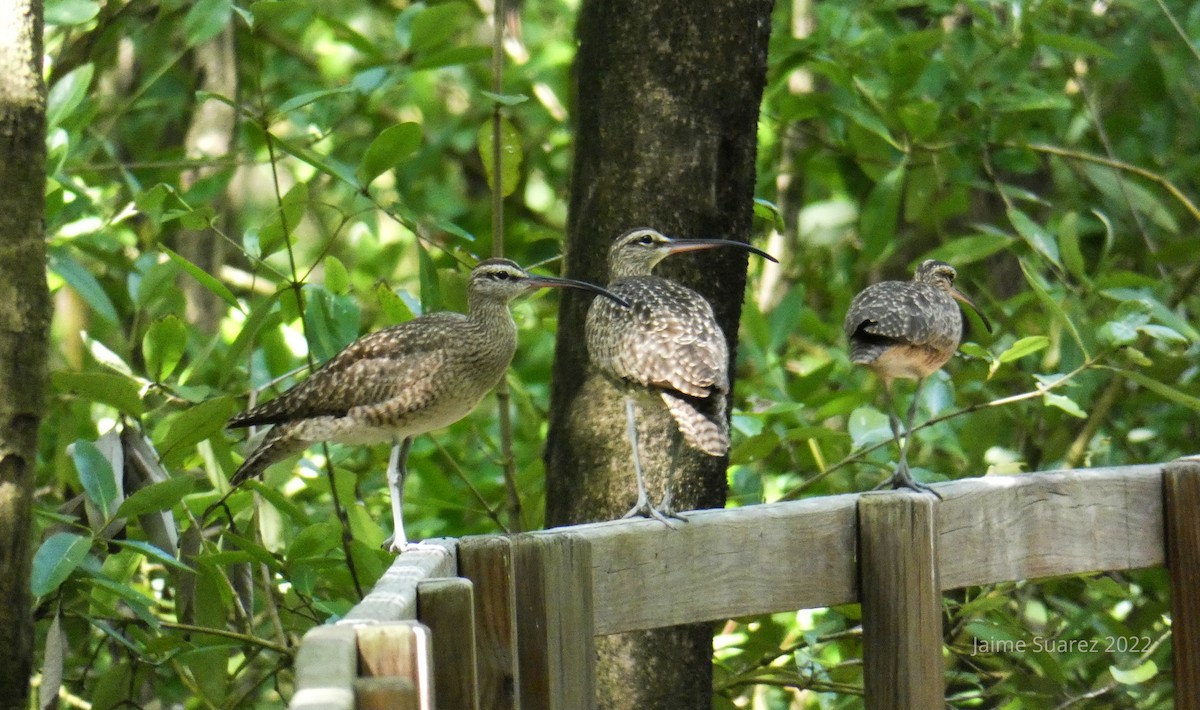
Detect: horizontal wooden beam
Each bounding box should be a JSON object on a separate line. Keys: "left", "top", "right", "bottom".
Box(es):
{"left": 536, "top": 465, "right": 1164, "bottom": 635}
{"left": 339, "top": 541, "right": 457, "bottom": 624}
{"left": 534, "top": 493, "right": 860, "bottom": 635}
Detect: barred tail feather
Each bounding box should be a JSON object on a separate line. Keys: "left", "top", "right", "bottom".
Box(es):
{"left": 661, "top": 391, "right": 729, "bottom": 456}
{"left": 230, "top": 424, "right": 308, "bottom": 485}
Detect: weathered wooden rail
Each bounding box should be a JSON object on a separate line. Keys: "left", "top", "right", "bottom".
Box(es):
{"left": 290, "top": 458, "right": 1200, "bottom": 709}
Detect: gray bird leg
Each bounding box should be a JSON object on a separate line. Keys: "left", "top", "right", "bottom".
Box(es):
{"left": 383, "top": 436, "right": 415, "bottom": 552}
{"left": 889, "top": 378, "right": 942, "bottom": 499}
{"left": 621, "top": 397, "right": 678, "bottom": 526}
{"left": 656, "top": 430, "right": 687, "bottom": 523}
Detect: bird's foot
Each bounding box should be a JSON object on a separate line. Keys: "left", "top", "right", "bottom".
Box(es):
{"left": 887, "top": 465, "right": 943, "bottom": 500}
{"left": 381, "top": 536, "right": 451, "bottom": 556}
{"left": 622, "top": 496, "right": 683, "bottom": 529}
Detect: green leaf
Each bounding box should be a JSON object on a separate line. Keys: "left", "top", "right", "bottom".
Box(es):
{"left": 1043, "top": 392, "right": 1086, "bottom": 418}
{"left": 1019, "top": 259, "right": 1088, "bottom": 357}
{"left": 47, "top": 63, "right": 94, "bottom": 129}
{"left": 1007, "top": 208, "right": 1061, "bottom": 269}
{"left": 358, "top": 122, "right": 423, "bottom": 185}
{"left": 276, "top": 86, "right": 357, "bottom": 116}
{"left": 46, "top": 0, "right": 100, "bottom": 25}
{"left": 222, "top": 292, "right": 281, "bottom": 383}
{"left": 324, "top": 256, "right": 350, "bottom": 294}
{"left": 286, "top": 521, "right": 340, "bottom": 562}
{"left": 303, "top": 286, "right": 361, "bottom": 363}
{"left": 48, "top": 249, "right": 119, "bottom": 325}
{"left": 183, "top": 0, "right": 232, "bottom": 47}
{"left": 1110, "top": 660, "right": 1157, "bottom": 685}
{"left": 116, "top": 475, "right": 197, "bottom": 518}
{"left": 111, "top": 540, "right": 194, "bottom": 573}
{"left": 256, "top": 182, "right": 310, "bottom": 257}
{"left": 412, "top": 45, "right": 491, "bottom": 70}
{"left": 998, "top": 336, "right": 1049, "bottom": 364}
{"left": 477, "top": 117, "right": 523, "bottom": 197}
{"left": 143, "top": 316, "right": 188, "bottom": 381}
{"left": 52, "top": 371, "right": 145, "bottom": 417}
{"left": 270, "top": 135, "right": 360, "bottom": 188}
{"left": 32, "top": 533, "right": 92, "bottom": 597}
{"left": 162, "top": 246, "right": 240, "bottom": 310}
{"left": 375, "top": 282, "right": 416, "bottom": 324}
{"left": 1117, "top": 369, "right": 1200, "bottom": 412}
{"left": 409, "top": 2, "right": 468, "bottom": 53}
{"left": 72, "top": 439, "right": 119, "bottom": 519}
{"left": 860, "top": 163, "right": 905, "bottom": 264}
{"left": 481, "top": 90, "right": 529, "bottom": 107}
{"left": 925, "top": 234, "right": 1014, "bottom": 266}
{"left": 160, "top": 396, "right": 240, "bottom": 465}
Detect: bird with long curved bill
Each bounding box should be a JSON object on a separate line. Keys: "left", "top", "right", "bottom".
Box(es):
{"left": 225, "top": 258, "right": 629, "bottom": 552}
{"left": 586, "top": 227, "right": 777, "bottom": 523}
{"left": 844, "top": 259, "right": 993, "bottom": 496}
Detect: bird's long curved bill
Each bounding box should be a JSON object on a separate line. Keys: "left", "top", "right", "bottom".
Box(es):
{"left": 525, "top": 275, "right": 632, "bottom": 308}
{"left": 665, "top": 238, "right": 778, "bottom": 263}
{"left": 950, "top": 288, "right": 993, "bottom": 333}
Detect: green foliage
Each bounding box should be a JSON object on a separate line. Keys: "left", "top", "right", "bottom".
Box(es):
{"left": 33, "top": 0, "right": 1197, "bottom": 707}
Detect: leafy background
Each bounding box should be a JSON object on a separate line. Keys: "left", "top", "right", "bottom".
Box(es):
{"left": 33, "top": 0, "right": 1198, "bottom": 707}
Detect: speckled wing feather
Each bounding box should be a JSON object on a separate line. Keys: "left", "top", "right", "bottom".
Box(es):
{"left": 587, "top": 276, "right": 728, "bottom": 398}
{"left": 229, "top": 314, "right": 468, "bottom": 428}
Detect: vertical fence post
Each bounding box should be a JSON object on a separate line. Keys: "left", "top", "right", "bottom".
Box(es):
{"left": 355, "top": 623, "right": 433, "bottom": 710}
{"left": 858, "top": 490, "right": 943, "bottom": 709}
{"left": 1165, "top": 456, "right": 1200, "bottom": 708}
{"left": 512, "top": 534, "right": 596, "bottom": 710}
{"left": 418, "top": 577, "right": 480, "bottom": 710}
{"left": 459, "top": 536, "right": 520, "bottom": 709}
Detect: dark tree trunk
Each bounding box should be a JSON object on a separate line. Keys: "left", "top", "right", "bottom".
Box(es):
{"left": 545, "top": 0, "right": 773, "bottom": 705}
{"left": 0, "top": 0, "right": 51, "bottom": 706}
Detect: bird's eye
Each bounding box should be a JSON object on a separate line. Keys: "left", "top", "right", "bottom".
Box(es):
{"left": 494, "top": 271, "right": 510, "bottom": 280}
{"left": 637, "top": 234, "right": 655, "bottom": 245}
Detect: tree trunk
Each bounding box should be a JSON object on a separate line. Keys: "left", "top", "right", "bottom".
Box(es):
{"left": 0, "top": 0, "right": 51, "bottom": 706}
{"left": 544, "top": 0, "right": 773, "bottom": 705}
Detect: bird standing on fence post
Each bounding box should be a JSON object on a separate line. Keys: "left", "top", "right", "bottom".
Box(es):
{"left": 226, "top": 258, "right": 629, "bottom": 552}
{"left": 586, "top": 228, "right": 776, "bottom": 522}
{"left": 844, "top": 259, "right": 992, "bottom": 495}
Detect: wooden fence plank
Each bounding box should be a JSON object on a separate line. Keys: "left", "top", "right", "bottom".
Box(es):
{"left": 937, "top": 466, "right": 1164, "bottom": 589}
{"left": 540, "top": 494, "right": 860, "bottom": 635}
{"left": 1165, "top": 456, "right": 1200, "bottom": 710}
{"left": 512, "top": 534, "right": 596, "bottom": 710}
{"left": 418, "top": 577, "right": 480, "bottom": 710}
{"left": 291, "top": 625, "right": 357, "bottom": 710}
{"left": 858, "top": 491, "right": 943, "bottom": 709}
{"left": 458, "top": 535, "right": 519, "bottom": 709}
{"left": 340, "top": 541, "right": 457, "bottom": 624}
{"left": 356, "top": 623, "right": 433, "bottom": 709}
{"left": 355, "top": 678, "right": 419, "bottom": 710}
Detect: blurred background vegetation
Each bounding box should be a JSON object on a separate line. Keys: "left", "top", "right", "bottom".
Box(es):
{"left": 33, "top": 0, "right": 1198, "bottom": 706}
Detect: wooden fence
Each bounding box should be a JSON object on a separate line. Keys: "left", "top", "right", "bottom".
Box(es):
{"left": 289, "top": 457, "right": 1200, "bottom": 709}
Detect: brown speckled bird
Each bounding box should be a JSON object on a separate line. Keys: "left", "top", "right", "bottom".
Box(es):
{"left": 844, "top": 259, "right": 992, "bottom": 495}
{"left": 586, "top": 228, "right": 776, "bottom": 522}
{"left": 228, "top": 258, "right": 627, "bottom": 551}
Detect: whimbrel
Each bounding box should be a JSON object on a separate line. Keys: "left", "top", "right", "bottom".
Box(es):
{"left": 227, "top": 258, "right": 627, "bottom": 552}
{"left": 585, "top": 227, "right": 776, "bottom": 522}
{"left": 844, "top": 259, "right": 992, "bottom": 495}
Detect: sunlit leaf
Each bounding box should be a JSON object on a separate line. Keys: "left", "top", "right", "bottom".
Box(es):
{"left": 477, "top": 117, "right": 523, "bottom": 197}
{"left": 52, "top": 371, "right": 145, "bottom": 416}
{"left": 144, "top": 315, "right": 188, "bottom": 381}
{"left": 1110, "top": 660, "right": 1157, "bottom": 685}
{"left": 848, "top": 407, "right": 892, "bottom": 448}
{"left": 48, "top": 249, "right": 119, "bottom": 324}
{"left": 160, "top": 396, "right": 240, "bottom": 464}
{"left": 31, "top": 533, "right": 91, "bottom": 597}
{"left": 998, "top": 336, "right": 1049, "bottom": 364}
{"left": 46, "top": 0, "right": 99, "bottom": 25}
{"left": 111, "top": 540, "right": 194, "bottom": 573}
{"left": 358, "top": 122, "right": 423, "bottom": 185}
{"left": 1043, "top": 392, "right": 1086, "bottom": 418}
{"left": 183, "top": 0, "right": 232, "bottom": 46}
{"left": 116, "top": 475, "right": 197, "bottom": 518}
{"left": 162, "top": 246, "right": 240, "bottom": 310}
{"left": 72, "top": 439, "right": 119, "bottom": 519}
{"left": 47, "top": 63, "right": 94, "bottom": 129}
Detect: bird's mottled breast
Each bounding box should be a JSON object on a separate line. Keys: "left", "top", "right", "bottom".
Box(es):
{"left": 586, "top": 275, "right": 728, "bottom": 395}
